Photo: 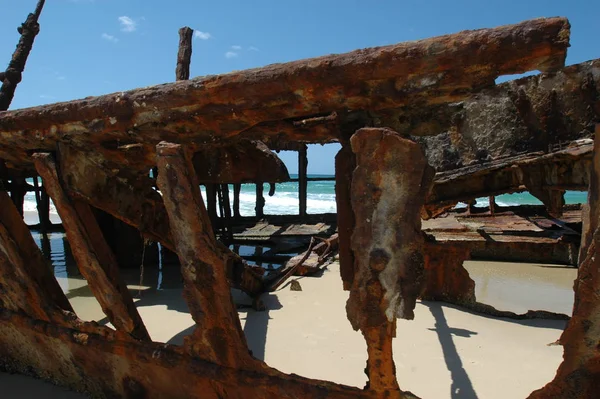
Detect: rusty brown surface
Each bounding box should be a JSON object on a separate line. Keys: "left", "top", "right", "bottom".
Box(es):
{"left": 155, "top": 141, "right": 258, "bottom": 369}
{"left": 0, "top": 308, "right": 399, "bottom": 399}
{"left": 176, "top": 26, "right": 193, "bottom": 81}
{"left": 422, "top": 140, "right": 592, "bottom": 218}
{"left": 346, "top": 128, "right": 434, "bottom": 395}
{"left": 0, "top": 191, "right": 72, "bottom": 313}
{"left": 0, "top": 0, "right": 45, "bottom": 111}
{"left": 193, "top": 140, "right": 290, "bottom": 184}
{"left": 335, "top": 143, "right": 356, "bottom": 291}
{"left": 33, "top": 153, "right": 151, "bottom": 341}
{"left": 0, "top": 18, "right": 570, "bottom": 172}
{"left": 578, "top": 125, "right": 600, "bottom": 260}
{"left": 0, "top": 193, "right": 70, "bottom": 323}
{"left": 420, "top": 243, "right": 474, "bottom": 305}
{"left": 528, "top": 131, "right": 600, "bottom": 398}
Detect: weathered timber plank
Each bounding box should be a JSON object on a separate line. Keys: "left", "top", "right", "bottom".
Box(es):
{"left": 33, "top": 153, "right": 151, "bottom": 341}
{"left": 0, "top": 18, "right": 569, "bottom": 171}
{"left": 347, "top": 128, "right": 434, "bottom": 395}
{"left": 528, "top": 127, "right": 600, "bottom": 398}
{"left": 155, "top": 141, "right": 258, "bottom": 369}
{"left": 0, "top": 191, "right": 73, "bottom": 315}
{"left": 0, "top": 309, "right": 404, "bottom": 399}
{"left": 579, "top": 125, "right": 600, "bottom": 261}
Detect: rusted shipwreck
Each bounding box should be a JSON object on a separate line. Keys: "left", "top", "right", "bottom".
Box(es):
{"left": 0, "top": 13, "right": 599, "bottom": 399}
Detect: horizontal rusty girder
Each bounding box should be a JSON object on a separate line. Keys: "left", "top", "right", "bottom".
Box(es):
{"left": 423, "top": 140, "right": 592, "bottom": 218}
{"left": 0, "top": 17, "right": 569, "bottom": 171}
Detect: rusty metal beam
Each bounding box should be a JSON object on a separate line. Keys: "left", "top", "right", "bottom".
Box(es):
{"left": 529, "top": 128, "right": 600, "bottom": 398}
{"left": 33, "top": 153, "right": 151, "bottom": 341}
{"left": 346, "top": 128, "right": 434, "bottom": 395}
{"left": 0, "top": 18, "right": 570, "bottom": 172}
{"left": 155, "top": 141, "right": 257, "bottom": 369}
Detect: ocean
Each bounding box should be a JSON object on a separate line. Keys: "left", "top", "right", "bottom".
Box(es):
{"left": 23, "top": 174, "right": 588, "bottom": 220}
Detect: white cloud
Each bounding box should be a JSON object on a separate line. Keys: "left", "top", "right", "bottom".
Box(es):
{"left": 118, "top": 16, "right": 137, "bottom": 32}
{"left": 231, "top": 45, "right": 242, "bottom": 50}
{"left": 101, "top": 33, "right": 119, "bottom": 42}
{"left": 194, "top": 30, "right": 212, "bottom": 40}
{"left": 248, "top": 46, "right": 259, "bottom": 51}
{"left": 225, "top": 51, "right": 238, "bottom": 59}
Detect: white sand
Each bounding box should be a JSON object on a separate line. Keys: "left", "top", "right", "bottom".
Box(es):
{"left": 3, "top": 260, "right": 571, "bottom": 398}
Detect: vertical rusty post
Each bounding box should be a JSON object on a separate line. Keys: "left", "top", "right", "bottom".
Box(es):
{"left": 233, "top": 183, "right": 242, "bottom": 218}
{"left": 33, "top": 175, "right": 50, "bottom": 233}
{"left": 335, "top": 143, "right": 356, "bottom": 291}
{"left": 9, "top": 178, "right": 27, "bottom": 217}
{"left": 155, "top": 141, "right": 257, "bottom": 369}
{"left": 255, "top": 182, "right": 265, "bottom": 218}
{"left": 33, "top": 153, "right": 151, "bottom": 341}
{"left": 346, "top": 128, "right": 433, "bottom": 396}
{"left": 206, "top": 184, "right": 219, "bottom": 228}
{"left": 176, "top": 27, "right": 193, "bottom": 81}
{"left": 0, "top": 0, "right": 45, "bottom": 111}
{"left": 220, "top": 184, "right": 234, "bottom": 242}
{"left": 298, "top": 145, "right": 308, "bottom": 217}
{"left": 528, "top": 124, "right": 600, "bottom": 398}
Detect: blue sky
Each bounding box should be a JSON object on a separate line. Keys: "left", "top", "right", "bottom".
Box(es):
{"left": 2, "top": 0, "right": 599, "bottom": 174}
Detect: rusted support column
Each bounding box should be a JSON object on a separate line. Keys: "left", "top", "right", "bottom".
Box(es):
{"left": 233, "top": 183, "right": 242, "bottom": 218}
{"left": 579, "top": 124, "right": 600, "bottom": 259}
{"left": 335, "top": 142, "right": 356, "bottom": 291}
{"left": 205, "top": 184, "right": 219, "bottom": 228}
{"left": 32, "top": 175, "right": 50, "bottom": 232}
{"left": 298, "top": 145, "right": 308, "bottom": 217}
{"left": 33, "top": 153, "right": 151, "bottom": 341}
{"left": 0, "top": 190, "right": 72, "bottom": 321}
{"left": 347, "top": 128, "right": 434, "bottom": 395}
{"left": 156, "top": 142, "right": 257, "bottom": 369}
{"left": 9, "top": 178, "right": 27, "bottom": 217}
{"left": 529, "top": 127, "right": 600, "bottom": 398}
{"left": 420, "top": 243, "right": 475, "bottom": 305}
{"left": 220, "top": 184, "right": 234, "bottom": 241}
{"left": 255, "top": 182, "right": 265, "bottom": 218}
{"left": 176, "top": 27, "right": 193, "bottom": 81}
{"left": 0, "top": 0, "right": 45, "bottom": 111}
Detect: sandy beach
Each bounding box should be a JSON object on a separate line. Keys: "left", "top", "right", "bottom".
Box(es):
{"left": 2, "top": 256, "right": 575, "bottom": 399}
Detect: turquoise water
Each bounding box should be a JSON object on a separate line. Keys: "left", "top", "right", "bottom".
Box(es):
{"left": 23, "top": 175, "right": 587, "bottom": 217}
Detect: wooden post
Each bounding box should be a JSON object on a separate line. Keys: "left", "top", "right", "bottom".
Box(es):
{"left": 205, "top": 184, "right": 219, "bottom": 228}
{"left": 33, "top": 153, "right": 151, "bottom": 341}
{"left": 156, "top": 141, "right": 257, "bottom": 370}
{"left": 255, "top": 182, "right": 265, "bottom": 218}
{"left": 233, "top": 183, "right": 242, "bottom": 218}
{"left": 0, "top": 0, "right": 45, "bottom": 111}
{"left": 346, "top": 128, "right": 434, "bottom": 396}
{"left": 298, "top": 145, "right": 308, "bottom": 217}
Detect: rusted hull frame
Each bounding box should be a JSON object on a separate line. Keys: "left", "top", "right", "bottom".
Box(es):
{"left": 155, "top": 142, "right": 257, "bottom": 369}
{"left": 0, "top": 18, "right": 570, "bottom": 172}
{"left": 529, "top": 128, "right": 600, "bottom": 398}
{"left": 422, "top": 141, "right": 592, "bottom": 218}
{"left": 33, "top": 153, "right": 150, "bottom": 341}
{"left": 346, "top": 128, "right": 434, "bottom": 395}
{"left": 57, "top": 145, "right": 265, "bottom": 297}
